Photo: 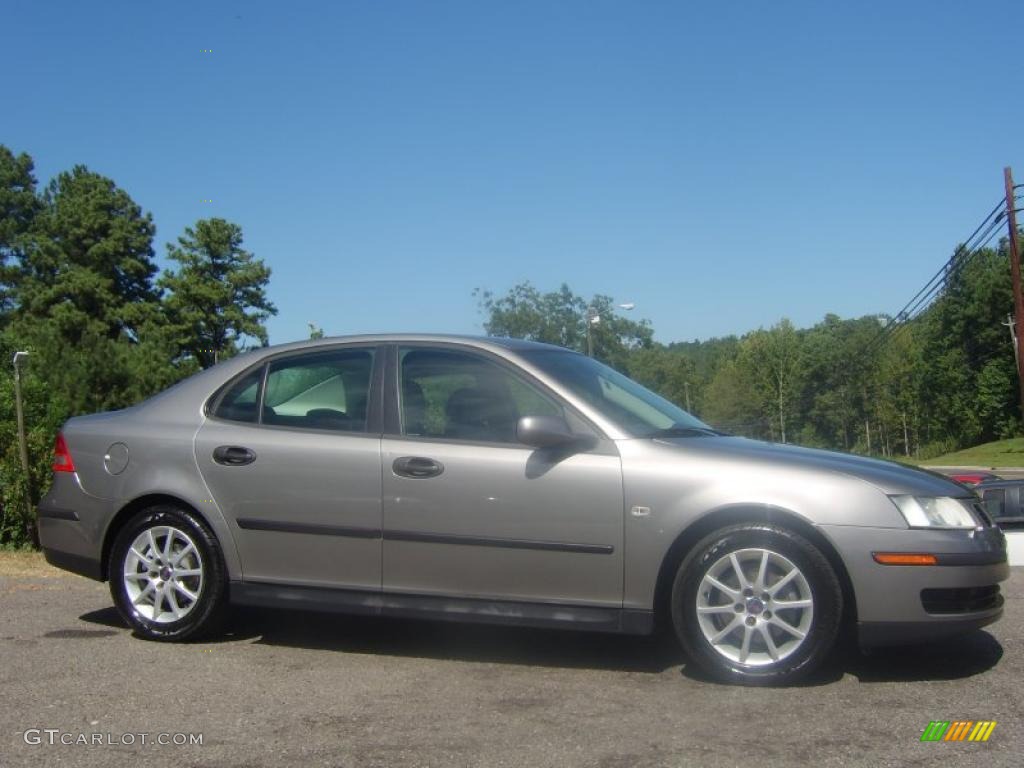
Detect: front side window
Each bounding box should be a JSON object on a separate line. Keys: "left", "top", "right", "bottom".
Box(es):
{"left": 399, "top": 347, "right": 562, "bottom": 443}
{"left": 262, "top": 348, "right": 375, "bottom": 432}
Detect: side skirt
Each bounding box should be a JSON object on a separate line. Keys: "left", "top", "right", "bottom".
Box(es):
{"left": 230, "top": 581, "right": 654, "bottom": 635}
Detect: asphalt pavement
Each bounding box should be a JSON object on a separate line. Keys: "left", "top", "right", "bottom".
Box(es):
{"left": 2, "top": 556, "right": 1022, "bottom": 767}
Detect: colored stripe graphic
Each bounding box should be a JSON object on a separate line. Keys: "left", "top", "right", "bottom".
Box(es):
{"left": 921, "top": 722, "right": 950, "bottom": 741}
{"left": 968, "top": 722, "right": 997, "bottom": 742}
{"left": 944, "top": 721, "right": 972, "bottom": 741}
{"left": 921, "top": 720, "right": 996, "bottom": 742}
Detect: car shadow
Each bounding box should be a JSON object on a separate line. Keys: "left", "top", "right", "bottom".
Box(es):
{"left": 843, "top": 630, "right": 1004, "bottom": 683}
{"left": 80, "top": 605, "right": 1005, "bottom": 683}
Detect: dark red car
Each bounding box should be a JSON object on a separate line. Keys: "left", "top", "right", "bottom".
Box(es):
{"left": 949, "top": 471, "right": 1000, "bottom": 486}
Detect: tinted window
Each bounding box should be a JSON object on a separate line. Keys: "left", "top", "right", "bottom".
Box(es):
{"left": 263, "top": 348, "right": 375, "bottom": 432}
{"left": 982, "top": 488, "right": 1006, "bottom": 519}
{"left": 213, "top": 367, "right": 264, "bottom": 423}
{"left": 399, "top": 348, "right": 562, "bottom": 443}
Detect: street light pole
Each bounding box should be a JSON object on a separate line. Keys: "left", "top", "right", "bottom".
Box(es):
{"left": 584, "top": 302, "right": 635, "bottom": 357}
{"left": 585, "top": 306, "right": 599, "bottom": 357}
{"left": 12, "top": 351, "right": 33, "bottom": 543}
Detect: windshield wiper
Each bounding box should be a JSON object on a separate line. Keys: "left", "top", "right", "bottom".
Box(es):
{"left": 646, "top": 425, "right": 726, "bottom": 438}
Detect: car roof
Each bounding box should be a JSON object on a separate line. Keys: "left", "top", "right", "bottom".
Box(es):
{"left": 246, "top": 334, "right": 572, "bottom": 356}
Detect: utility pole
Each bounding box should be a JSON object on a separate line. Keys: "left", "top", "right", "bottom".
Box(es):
{"left": 1005, "top": 167, "right": 1024, "bottom": 418}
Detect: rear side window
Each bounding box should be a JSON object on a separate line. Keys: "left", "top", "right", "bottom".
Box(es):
{"left": 213, "top": 368, "right": 264, "bottom": 423}
{"left": 263, "top": 348, "right": 375, "bottom": 432}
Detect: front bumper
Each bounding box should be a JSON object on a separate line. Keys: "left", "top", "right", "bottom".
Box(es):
{"left": 818, "top": 523, "right": 1008, "bottom": 648}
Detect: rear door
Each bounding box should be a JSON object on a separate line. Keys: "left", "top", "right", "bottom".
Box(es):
{"left": 195, "top": 345, "right": 383, "bottom": 589}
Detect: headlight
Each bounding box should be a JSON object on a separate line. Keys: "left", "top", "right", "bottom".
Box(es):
{"left": 889, "top": 495, "right": 979, "bottom": 529}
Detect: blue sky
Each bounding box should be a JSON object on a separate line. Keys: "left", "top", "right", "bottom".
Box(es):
{"left": 6, "top": 0, "right": 1023, "bottom": 345}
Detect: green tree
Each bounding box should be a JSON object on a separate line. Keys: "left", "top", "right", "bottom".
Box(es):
{"left": 0, "top": 146, "right": 40, "bottom": 318}
{"left": 3, "top": 165, "right": 174, "bottom": 415}
{"left": 628, "top": 346, "right": 697, "bottom": 413}
{"left": 13, "top": 165, "right": 159, "bottom": 342}
{"left": 160, "top": 218, "right": 277, "bottom": 368}
{"left": 701, "top": 357, "right": 765, "bottom": 437}
{"left": 737, "top": 319, "right": 803, "bottom": 443}
{"left": 475, "top": 281, "right": 652, "bottom": 367}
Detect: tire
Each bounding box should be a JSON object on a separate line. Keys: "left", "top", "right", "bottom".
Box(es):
{"left": 109, "top": 504, "right": 228, "bottom": 641}
{"left": 671, "top": 523, "right": 842, "bottom": 685}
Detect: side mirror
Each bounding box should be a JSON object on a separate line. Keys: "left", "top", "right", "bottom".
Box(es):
{"left": 516, "top": 415, "right": 577, "bottom": 448}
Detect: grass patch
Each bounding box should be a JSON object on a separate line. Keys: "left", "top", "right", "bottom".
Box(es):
{"left": 922, "top": 438, "right": 1024, "bottom": 468}
{"left": 0, "top": 550, "right": 63, "bottom": 577}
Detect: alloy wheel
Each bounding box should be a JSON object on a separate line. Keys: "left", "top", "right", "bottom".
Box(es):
{"left": 122, "top": 525, "right": 204, "bottom": 624}
{"left": 695, "top": 547, "right": 814, "bottom": 666}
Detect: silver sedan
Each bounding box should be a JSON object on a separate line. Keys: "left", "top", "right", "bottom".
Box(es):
{"left": 38, "top": 335, "right": 1008, "bottom": 684}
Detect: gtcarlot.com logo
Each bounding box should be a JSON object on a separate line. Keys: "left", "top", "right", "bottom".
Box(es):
{"left": 23, "top": 729, "right": 203, "bottom": 747}
{"left": 921, "top": 721, "right": 997, "bottom": 742}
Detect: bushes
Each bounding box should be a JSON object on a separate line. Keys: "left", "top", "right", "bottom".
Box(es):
{"left": 0, "top": 340, "right": 70, "bottom": 548}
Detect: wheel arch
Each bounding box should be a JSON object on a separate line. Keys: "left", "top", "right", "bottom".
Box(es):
{"left": 652, "top": 504, "right": 858, "bottom": 631}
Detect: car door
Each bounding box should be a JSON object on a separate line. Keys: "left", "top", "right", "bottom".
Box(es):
{"left": 380, "top": 344, "right": 624, "bottom": 607}
{"left": 195, "top": 345, "right": 383, "bottom": 589}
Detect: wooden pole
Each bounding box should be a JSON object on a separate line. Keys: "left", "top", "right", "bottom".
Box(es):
{"left": 1004, "top": 168, "right": 1024, "bottom": 419}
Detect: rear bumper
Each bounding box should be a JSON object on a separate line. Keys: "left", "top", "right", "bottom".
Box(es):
{"left": 36, "top": 474, "right": 110, "bottom": 582}
{"left": 819, "top": 523, "right": 1008, "bottom": 647}
{"left": 41, "top": 546, "right": 103, "bottom": 581}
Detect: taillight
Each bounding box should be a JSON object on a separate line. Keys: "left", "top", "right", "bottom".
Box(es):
{"left": 53, "top": 432, "right": 76, "bottom": 473}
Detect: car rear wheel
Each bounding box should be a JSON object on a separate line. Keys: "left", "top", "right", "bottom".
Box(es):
{"left": 109, "top": 505, "right": 227, "bottom": 641}
{"left": 671, "top": 523, "right": 842, "bottom": 685}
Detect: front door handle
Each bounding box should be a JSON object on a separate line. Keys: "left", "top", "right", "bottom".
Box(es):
{"left": 213, "top": 445, "right": 257, "bottom": 466}
{"left": 393, "top": 456, "right": 444, "bottom": 479}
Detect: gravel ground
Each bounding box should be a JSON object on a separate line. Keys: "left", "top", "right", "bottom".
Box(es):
{"left": 1, "top": 553, "right": 1021, "bottom": 767}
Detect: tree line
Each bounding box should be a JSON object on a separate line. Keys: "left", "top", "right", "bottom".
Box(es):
{"left": 2, "top": 138, "right": 1018, "bottom": 548}
{"left": 0, "top": 144, "right": 275, "bottom": 546}
{"left": 478, "top": 240, "right": 1020, "bottom": 458}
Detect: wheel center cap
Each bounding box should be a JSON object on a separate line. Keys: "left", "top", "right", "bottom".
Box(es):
{"left": 159, "top": 566, "right": 172, "bottom": 581}
{"left": 746, "top": 598, "right": 765, "bottom": 615}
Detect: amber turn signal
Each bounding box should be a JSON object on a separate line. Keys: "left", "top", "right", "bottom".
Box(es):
{"left": 872, "top": 552, "right": 938, "bottom": 565}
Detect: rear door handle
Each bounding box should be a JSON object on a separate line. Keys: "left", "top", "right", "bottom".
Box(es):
{"left": 392, "top": 456, "right": 444, "bottom": 479}
{"left": 213, "top": 445, "right": 257, "bottom": 466}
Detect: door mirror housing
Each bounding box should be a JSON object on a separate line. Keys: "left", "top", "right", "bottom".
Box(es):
{"left": 516, "top": 415, "right": 577, "bottom": 449}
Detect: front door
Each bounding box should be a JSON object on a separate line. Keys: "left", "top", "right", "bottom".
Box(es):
{"left": 195, "top": 345, "right": 383, "bottom": 589}
{"left": 381, "top": 345, "right": 624, "bottom": 607}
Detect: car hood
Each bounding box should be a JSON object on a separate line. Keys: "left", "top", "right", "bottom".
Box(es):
{"left": 650, "top": 435, "right": 967, "bottom": 497}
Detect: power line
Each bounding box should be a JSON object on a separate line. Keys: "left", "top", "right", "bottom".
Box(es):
{"left": 876, "top": 220, "right": 1008, "bottom": 350}
{"left": 861, "top": 198, "right": 1009, "bottom": 357}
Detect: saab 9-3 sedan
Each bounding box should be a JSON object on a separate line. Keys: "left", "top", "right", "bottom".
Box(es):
{"left": 38, "top": 335, "right": 1007, "bottom": 684}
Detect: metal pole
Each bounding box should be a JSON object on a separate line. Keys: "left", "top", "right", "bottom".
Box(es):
{"left": 1004, "top": 314, "right": 1019, "bottom": 371}
{"left": 585, "top": 306, "right": 596, "bottom": 357}
{"left": 12, "top": 352, "right": 34, "bottom": 543}
{"left": 1004, "top": 167, "right": 1024, "bottom": 419}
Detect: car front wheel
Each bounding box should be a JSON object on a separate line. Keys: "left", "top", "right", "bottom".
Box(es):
{"left": 671, "top": 523, "right": 843, "bottom": 685}
{"left": 109, "top": 505, "right": 227, "bottom": 641}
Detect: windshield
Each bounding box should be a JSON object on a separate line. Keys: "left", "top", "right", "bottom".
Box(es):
{"left": 521, "top": 349, "right": 714, "bottom": 438}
